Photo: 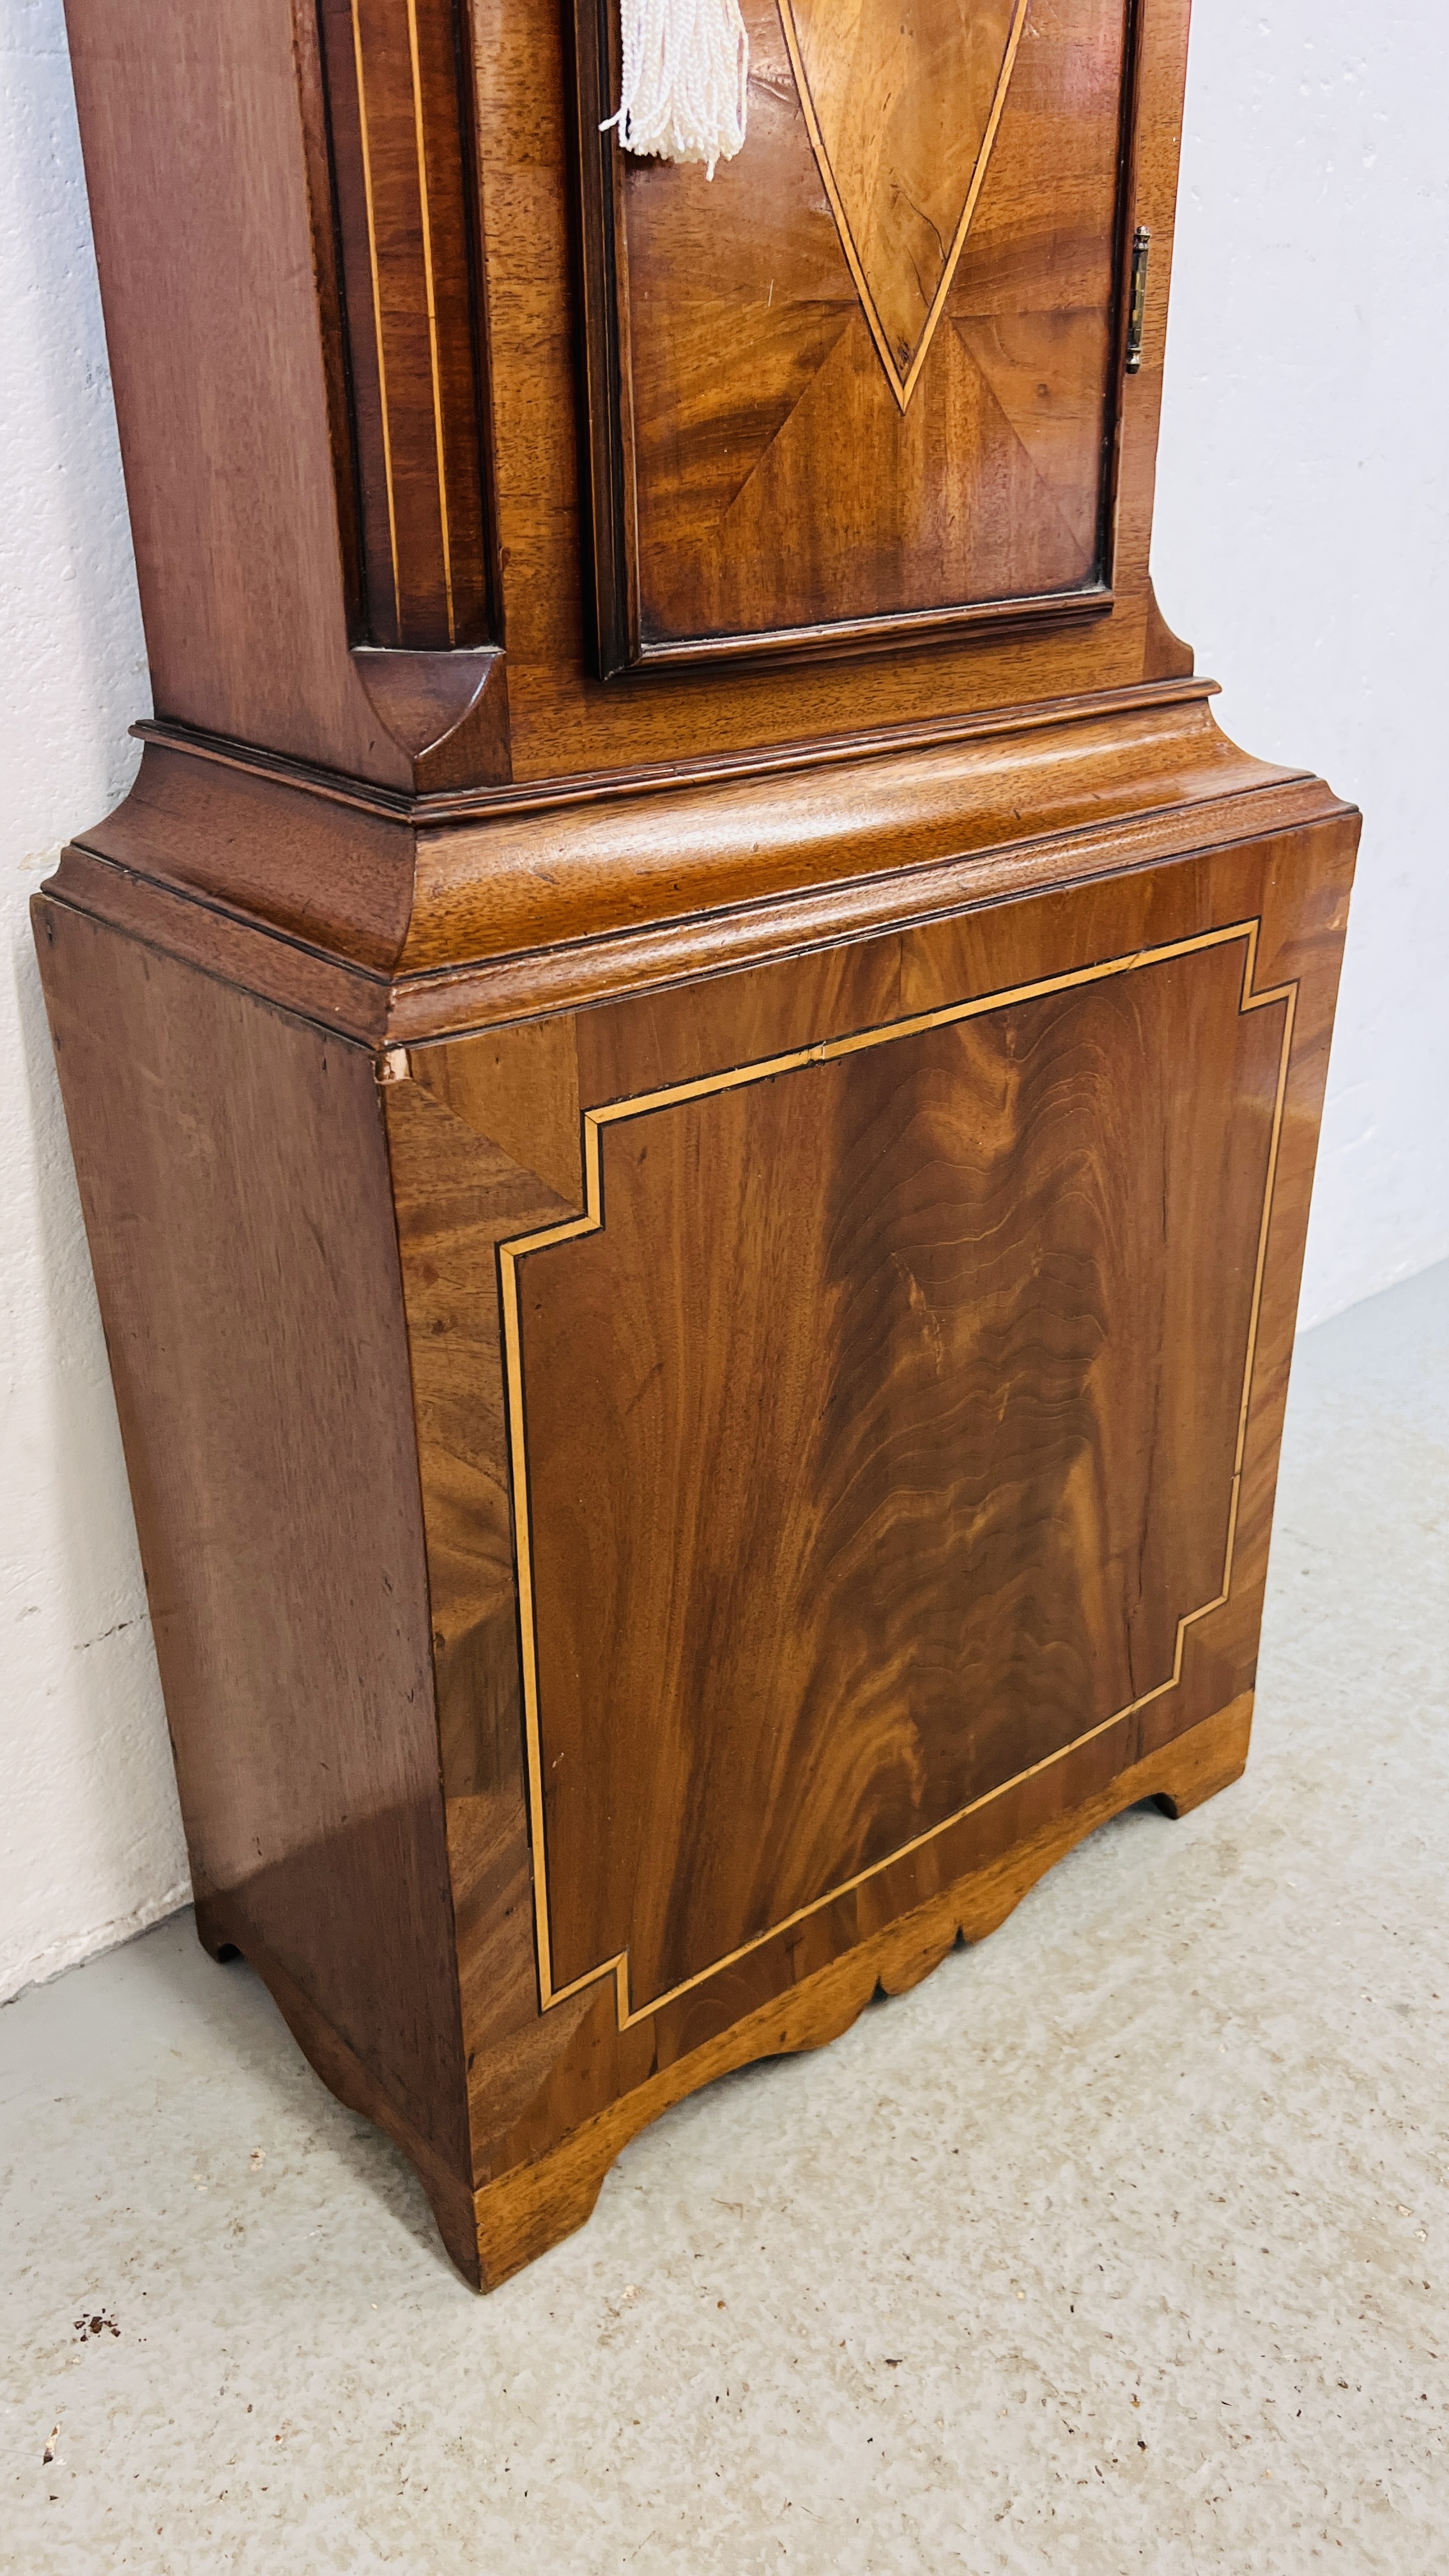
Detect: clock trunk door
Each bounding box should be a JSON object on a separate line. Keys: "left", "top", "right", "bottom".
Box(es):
{"left": 574, "top": 0, "right": 1139, "bottom": 672}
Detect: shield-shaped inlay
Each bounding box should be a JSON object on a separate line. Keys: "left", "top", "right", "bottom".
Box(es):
{"left": 778, "top": 0, "right": 1030, "bottom": 411}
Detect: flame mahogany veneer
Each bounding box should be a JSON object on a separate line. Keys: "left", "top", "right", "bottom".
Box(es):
{"left": 36, "top": 0, "right": 1356, "bottom": 2287}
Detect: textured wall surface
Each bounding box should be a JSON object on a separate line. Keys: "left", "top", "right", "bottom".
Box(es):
{"left": 1, "top": 0, "right": 187, "bottom": 2004}
{"left": 1154, "top": 1, "right": 1449, "bottom": 1321}
{"left": 1, "top": 0, "right": 1445, "bottom": 2002}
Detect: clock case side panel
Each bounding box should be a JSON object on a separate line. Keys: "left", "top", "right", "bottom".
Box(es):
{"left": 568, "top": 0, "right": 1156, "bottom": 679}
{"left": 31, "top": 900, "right": 481, "bottom": 2283}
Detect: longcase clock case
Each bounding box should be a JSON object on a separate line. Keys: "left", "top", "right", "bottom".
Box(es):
{"left": 36, "top": 0, "right": 1357, "bottom": 2288}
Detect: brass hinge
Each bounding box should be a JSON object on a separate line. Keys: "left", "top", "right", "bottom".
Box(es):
{"left": 1126, "top": 226, "right": 1151, "bottom": 374}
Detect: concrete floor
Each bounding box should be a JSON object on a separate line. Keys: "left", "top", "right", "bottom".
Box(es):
{"left": 3, "top": 1263, "right": 1447, "bottom": 2573}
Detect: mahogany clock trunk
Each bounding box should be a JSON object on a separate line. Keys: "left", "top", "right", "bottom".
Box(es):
{"left": 36, "top": 0, "right": 1356, "bottom": 2288}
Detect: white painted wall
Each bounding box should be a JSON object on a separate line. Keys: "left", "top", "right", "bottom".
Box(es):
{"left": 1154, "top": 2, "right": 1449, "bottom": 1321}
{"left": 1, "top": 0, "right": 1445, "bottom": 2004}
{"left": 1, "top": 0, "right": 187, "bottom": 2006}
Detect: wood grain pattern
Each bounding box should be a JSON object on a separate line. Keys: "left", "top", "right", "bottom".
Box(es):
{"left": 63, "top": 0, "right": 1194, "bottom": 783}
{"left": 59, "top": 0, "right": 398, "bottom": 779}
{"left": 316, "top": 0, "right": 494, "bottom": 648}
{"left": 491, "top": 0, "right": 1183, "bottom": 769}
{"left": 47, "top": 694, "right": 1344, "bottom": 1053}
{"left": 398, "top": 696, "right": 1308, "bottom": 976}
{"left": 578, "top": 0, "right": 1133, "bottom": 668}
{"left": 508, "top": 926, "right": 1285, "bottom": 2021}
{"left": 381, "top": 1057, "right": 595, "bottom": 2185}
{"left": 780, "top": 0, "right": 1028, "bottom": 409}
{"left": 32, "top": 901, "right": 472, "bottom": 2204}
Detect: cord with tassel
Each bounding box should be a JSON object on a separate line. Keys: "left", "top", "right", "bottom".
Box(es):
{"left": 603, "top": 0, "right": 750, "bottom": 180}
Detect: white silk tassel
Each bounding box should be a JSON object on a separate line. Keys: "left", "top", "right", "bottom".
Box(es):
{"left": 604, "top": 0, "right": 750, "bottom": 180}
